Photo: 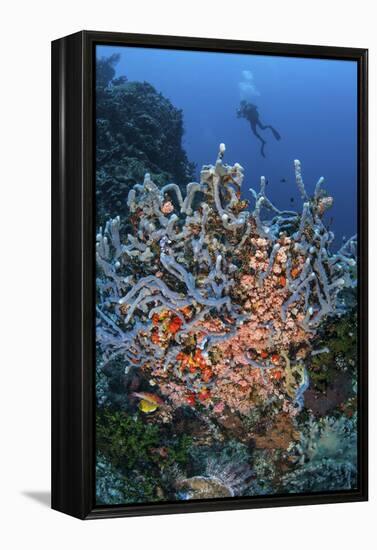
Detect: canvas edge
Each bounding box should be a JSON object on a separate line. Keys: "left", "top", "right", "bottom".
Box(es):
{"left": 357, "top": 47, "right": 368, "bottom": 503}
{"left": 51, "top": 31, "right": 94, "bottom": 519}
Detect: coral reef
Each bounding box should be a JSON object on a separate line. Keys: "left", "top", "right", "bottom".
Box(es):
{"left": 282, "top": 414, "right": 357, "bottom": 492}
{"left": 95, "top": 144, "right": 358, "bottom": 503}
{"left": 96, "top": 55, "right": 195, "bottom": 226}
{"left": 96, "top": 450, "right": 160, "bottom": 504}
{"left": 96, "top": 452, "right": 129, "bottom": 505}
{"left": 96, "top": 409, "right": 194, "bottom": 503}
{"left": 96, "top": 145, "right": 356, "bottom": 414}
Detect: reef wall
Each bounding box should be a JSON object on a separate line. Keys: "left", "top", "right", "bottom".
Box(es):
{"left": 96, "top": 55, "right": 195, "bottom": 226}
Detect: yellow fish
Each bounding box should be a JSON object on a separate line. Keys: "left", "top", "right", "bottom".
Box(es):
{"left": 139, "top": 399, "right": 158, "bottom": 414}
{"left": 132, "top": 392, "right": 163, "bottom": 414}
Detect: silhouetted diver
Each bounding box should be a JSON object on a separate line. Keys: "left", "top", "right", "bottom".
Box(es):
{"left": 237, "top": 100, "right": 281, "bottom": 157}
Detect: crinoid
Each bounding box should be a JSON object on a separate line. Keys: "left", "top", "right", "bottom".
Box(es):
{"left": 175, "top": 457, "right": 254, "bottom": 500}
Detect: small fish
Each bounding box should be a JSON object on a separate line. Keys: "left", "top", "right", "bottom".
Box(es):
{"left": 280, "top": 178, "right": 287, "bottom": 183}
{"left": 290, "top": 197, "right": 295, "bottom": 203}
{"left": 139, "top": 400, "right": 158, "bottom": 413}
{"left": 132, "top": 391, "right": 164, "bottom": 404}
{"left": 132, "top": 391, "right": 164, "bottom": 413}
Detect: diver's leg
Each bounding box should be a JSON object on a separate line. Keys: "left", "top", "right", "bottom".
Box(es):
{"left": 251, "top": 124, "right": 267, "bottom": 157}
{"left": 257, "top": 120, "right": 281, "bottom": 140}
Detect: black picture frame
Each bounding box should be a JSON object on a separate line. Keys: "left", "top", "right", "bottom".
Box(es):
{"left": 51, "top": 30, "right": 368, "bottom": 520}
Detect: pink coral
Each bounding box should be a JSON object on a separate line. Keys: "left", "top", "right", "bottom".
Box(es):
{"left": 161, "top": 201, "right": 174, "bottom": 214}
{"left": 136, "top": 233, "right": 314, "bottom": 416}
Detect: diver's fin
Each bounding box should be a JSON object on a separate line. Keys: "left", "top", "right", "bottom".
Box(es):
{"left": 271, "top": 127, "right": 281, "bottom": 141}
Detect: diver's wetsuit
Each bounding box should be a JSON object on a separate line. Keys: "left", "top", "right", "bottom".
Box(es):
{"left": 237, "top": 100, "right": 281, "bottom": 157}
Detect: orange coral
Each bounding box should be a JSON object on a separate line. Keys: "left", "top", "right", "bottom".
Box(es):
{"left": 291, "top": 267, "right": 300, "bottom": 279}
{"left": 198, "top": 388, "right": 211, "bottom": 402}
{"left": 180, "top": 306, "right": 192, "bottom": 318}
{"left": 167, "top": 316, "right": 183, "bottom": 334}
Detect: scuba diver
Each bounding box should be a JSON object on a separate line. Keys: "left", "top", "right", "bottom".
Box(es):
{"left": 237, "top": 100, "right": 281, "bottom": 158}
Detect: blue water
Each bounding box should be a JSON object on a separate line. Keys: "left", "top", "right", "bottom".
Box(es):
{"left": 97, "top": 45, "right": 357, "bottom": 248}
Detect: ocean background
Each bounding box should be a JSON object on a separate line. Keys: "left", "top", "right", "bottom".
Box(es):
{"left": 97, "top": 45, "right": 357, "bottom": 249}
